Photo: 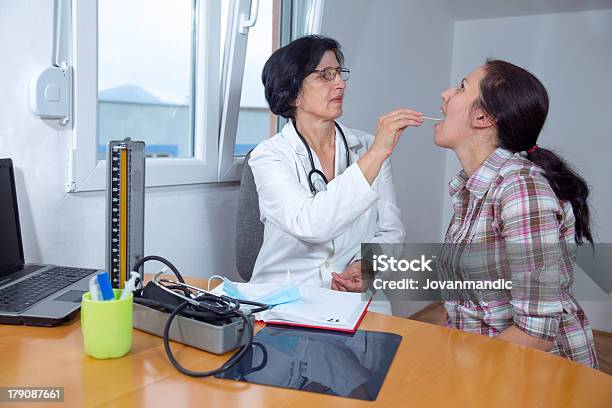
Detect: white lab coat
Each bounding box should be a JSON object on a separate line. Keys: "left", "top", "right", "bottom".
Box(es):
{"left": 248, "top": 121, "right": 405, "bottom": 313}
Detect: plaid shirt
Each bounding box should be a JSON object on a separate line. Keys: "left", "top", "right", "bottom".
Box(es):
{"left": 443, "top": 148, "right": 598, "bottom": 369}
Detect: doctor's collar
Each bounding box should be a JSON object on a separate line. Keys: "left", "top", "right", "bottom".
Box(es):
{"left": 285, "top": 120, "right": 361, "bottom": 153}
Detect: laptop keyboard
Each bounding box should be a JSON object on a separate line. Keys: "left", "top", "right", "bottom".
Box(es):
{"left": 0, "top": 266, "right": 97, "bottom": 313}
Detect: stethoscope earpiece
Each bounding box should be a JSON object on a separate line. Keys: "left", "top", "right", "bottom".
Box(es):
{"left": 293, "top": 120, "right": 351, "bottom": 195}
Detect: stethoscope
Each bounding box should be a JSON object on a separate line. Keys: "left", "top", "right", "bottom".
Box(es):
{"left": 292, "top": 119, "right": 351, "bottom": 195}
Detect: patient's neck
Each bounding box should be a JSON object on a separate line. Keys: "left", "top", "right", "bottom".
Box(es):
{"left": 293, "top": 114, "right": 336, "bottom": 152}
{"left": 455, "top": 143, "right": 497, "bottom": 177}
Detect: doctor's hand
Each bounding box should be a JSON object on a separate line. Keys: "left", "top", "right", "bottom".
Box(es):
{"left": 331, "top": 261, "right": 374, "bottom": 293}
{"left": 371, "top": 108, "right": 423, "bottom": 158}
{"left": 357, "top": 108, "right": 423, "bottom": 185}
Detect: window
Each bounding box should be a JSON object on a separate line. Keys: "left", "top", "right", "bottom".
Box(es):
{"left": 235, "top": 0, "right": 275, "bottom": 157}
{"left": 216, "top": 0, "right": 324, "bottom": 181}
{"left": 68, "top": 0, "right": 323, "bottom": 191}
{"left": 97, "top": 0, "right": 195, "bottom": 160}
{"left": 216, "top": 0, "right": 278, "bottom": 180}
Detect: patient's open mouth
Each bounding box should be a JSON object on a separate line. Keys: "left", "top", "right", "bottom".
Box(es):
{"left": 431, "top": 107, "right": 445, "bottom": 128}
{"left": 421, "top": 108, "right": 445, "bottom": 124}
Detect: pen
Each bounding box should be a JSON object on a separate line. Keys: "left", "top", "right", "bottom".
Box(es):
{"left": 96, "top": 271, "right": 115, "bottom": 301}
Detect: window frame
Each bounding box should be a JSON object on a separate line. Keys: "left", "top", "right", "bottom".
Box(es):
{"left": 68, "top": 0, "right": 321, "bottom": 191}
{"left": 69, "top": 0, "right": 223, "bottom": 192}
{"left": 218, "top": 0, "right": 254, "bottom": 182}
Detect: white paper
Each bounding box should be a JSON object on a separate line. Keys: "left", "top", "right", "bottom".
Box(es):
{"left": 212, "top": 282, "right": 370, "bottom": 331}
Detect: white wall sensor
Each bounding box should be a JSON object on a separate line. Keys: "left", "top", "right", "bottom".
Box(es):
{"left": 29, "top": 62, "right": 72, "bottom": 125}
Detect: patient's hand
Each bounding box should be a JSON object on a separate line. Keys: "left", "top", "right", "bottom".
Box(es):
{"left": 331, "top": 261, "right": 372, "bottom": 293}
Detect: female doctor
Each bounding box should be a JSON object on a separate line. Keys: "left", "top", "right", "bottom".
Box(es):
{"left": 249, "top": 35, "right": 422, "bottom": 312}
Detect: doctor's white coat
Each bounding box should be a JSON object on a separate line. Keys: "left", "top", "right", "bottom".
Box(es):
{"left": 248, "top": 121, "right": 405, "bottom": 296}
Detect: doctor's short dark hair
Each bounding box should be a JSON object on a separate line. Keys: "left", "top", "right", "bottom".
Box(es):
{"left": 261, "top": 35, "right": 344, "bottom": 119}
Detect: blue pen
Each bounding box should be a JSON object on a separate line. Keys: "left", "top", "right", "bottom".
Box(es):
{"left": 96, "top": 271, "right": 115, "bottom": 301}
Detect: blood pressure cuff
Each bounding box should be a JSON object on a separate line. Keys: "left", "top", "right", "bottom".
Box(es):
{"left": 133, "top": 281, "right": 237, "bottom": 326}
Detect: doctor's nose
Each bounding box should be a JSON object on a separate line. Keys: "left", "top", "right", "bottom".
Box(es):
{"left": 335, "top": 78, "right": 346, "bottom": 91}
{"left": 333, "top": 73, "right": 346, "bottom": 89}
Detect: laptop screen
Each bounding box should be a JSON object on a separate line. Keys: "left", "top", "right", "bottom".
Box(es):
{"left": 0, "top": 160, "right": 24, "bottom": 276}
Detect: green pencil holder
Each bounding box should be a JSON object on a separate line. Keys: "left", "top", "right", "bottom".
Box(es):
{"left": 81, "top": 289, "right": 133, "bottom": 359}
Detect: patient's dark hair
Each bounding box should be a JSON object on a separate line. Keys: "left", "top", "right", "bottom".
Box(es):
{"left": 476, "top": 59, "right": 593, "bottom": 245}
{"left": 261, "top": 35, "right": 344, "bottom": 118}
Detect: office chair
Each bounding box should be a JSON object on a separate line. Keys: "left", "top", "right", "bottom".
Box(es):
{"left": 235, "top": 150, "right": 264, "bottom": 282}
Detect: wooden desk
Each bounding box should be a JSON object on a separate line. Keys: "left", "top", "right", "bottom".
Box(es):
{"left": 1, "top": 277, "right": 611, "bottom": 407}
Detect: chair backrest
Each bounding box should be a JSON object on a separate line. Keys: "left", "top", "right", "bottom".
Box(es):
{"left": 235, "top": 150, "right": 264, "bottom": 281}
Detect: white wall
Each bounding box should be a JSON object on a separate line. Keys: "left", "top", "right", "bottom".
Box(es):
{"left": 443, "top": 9, "right": 612, "bottom": 330}
{"left": 322, "top": 0, "right": 453, "bottom": 243}
{"left": 0, "top": 1, "right": 242, "bottom": 281}
{"left": 321, "top": 0, "right": 454, "bottom": 316}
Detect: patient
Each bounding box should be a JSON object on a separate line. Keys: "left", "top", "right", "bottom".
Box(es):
{"left": 436, "top": 59, "right": 598, "bottom": 368}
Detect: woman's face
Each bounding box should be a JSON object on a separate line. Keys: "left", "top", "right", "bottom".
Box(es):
{"left": 434, "top": 66, "right": 487, "bottom": 149}
{"left": 295, "top": 50, "right": 346, "bottom": 121}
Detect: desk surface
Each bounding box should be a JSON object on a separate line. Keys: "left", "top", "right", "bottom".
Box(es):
{"left": 1, "top": 277, "right": 611, "bottom": 407}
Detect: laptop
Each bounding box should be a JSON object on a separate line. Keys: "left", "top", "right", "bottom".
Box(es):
{"left": 0, "top": 158, "right": 99, "bottom": 326}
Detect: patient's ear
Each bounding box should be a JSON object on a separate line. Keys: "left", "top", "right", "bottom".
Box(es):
{"left": 470, "top": 106, "right": 495, "bottom": 129}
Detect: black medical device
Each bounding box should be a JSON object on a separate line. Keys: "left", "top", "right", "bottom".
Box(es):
{"left": 103, "top": 140, "right": 268, "bottom": 377}
{"left": 130, "top": 255, "right": 269, "bottom": 377}
{"left": 105, "top": 139, "right": 145, "bottom": 289}
{"left": 292, "top": 120, "right": 350, "bottom": 195}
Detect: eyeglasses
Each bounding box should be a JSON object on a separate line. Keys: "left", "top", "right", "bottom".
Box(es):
{"left": 309, "top": 67, "right": 350, "bottom": 82}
